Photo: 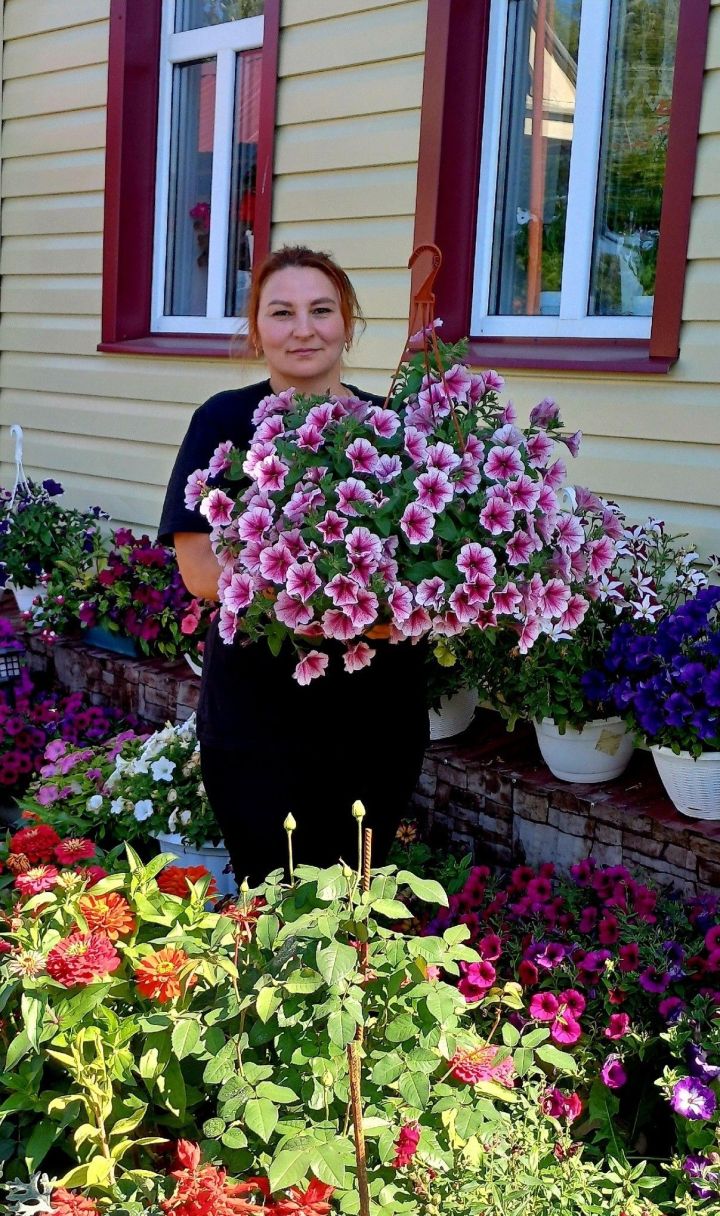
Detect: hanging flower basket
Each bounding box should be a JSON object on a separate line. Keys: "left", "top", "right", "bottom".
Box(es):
{"left": 534, "top": 716, "right": 634, "bottom": 784}
{"left": 428, "top": 688, "right": 479, "bottom": 741}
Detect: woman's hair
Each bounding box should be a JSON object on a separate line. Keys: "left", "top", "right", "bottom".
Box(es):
{"left": 247, "top": 245, "right": 365, "bottom": 353}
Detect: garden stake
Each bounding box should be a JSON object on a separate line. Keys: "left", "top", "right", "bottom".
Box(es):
{"left": 347, "top": 825, "right": 372, "bottom": 1216}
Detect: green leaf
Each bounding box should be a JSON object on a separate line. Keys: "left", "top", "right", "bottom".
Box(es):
{"left": 222, "top": 1126, "right": 247, "bottom": 1150}
{"left": 502, "top": 1021, "right": 521, "bottom": 1047}
{"left": 58, "top": 1156, "right": 114, "bottom": 1188}
{"left": 256, "top": 913, "right": 280, "bottom": 951}
{"left": 398, "top": 1071, "right": 430, "bottom": 1111}
{"left": 442, "top": 924, "right": 470, "bottom": 945}
{"left": 268, "top": 1147, "right": 312, "bottom": 1193}
{"left": 24, "top": 1119, "right": 57, "bottom": 1171}
{"left": 397, "top": 870, "right": 449, "bottom": 907}
{"left": 21, "top": 994, "right": 44, "bottom": 1051}
{"left": 521, "top": 1027, "right": 550, "bottom": 1049}
{"left": 203, "top": 1117, "right": 226, "bottom": 1138}
{"left": 5, "top": 1030, "right": 31, "bottom": 1071}
{"left": 512, "top": 1047, "right": 534, "bottom": 1077}
{"left": 425, "top": 985, "right": 459, "bottom": 1023}
{"left": 370, "top": 1055, "right": 403, "bottom": 1086}
{"left": 256, "top": 1082, "right": 298, "bottom": 1104}
{"left": 256, "top": 986, "right": 281, "bottom": 1023}
{"left": 328, "top": 1010, "right": 357, "bottom": 1049}
{"left": 535, "top": 1044, "right": 579, "bottom": 1074}
{"left": 315, "top": 941, "right": 358, "bottom": 986}
{"left": 384, "top": 1014, "right": 416, "bottom": 1043}
{"left": 156, "top": 1057, "right": 186, "bottom": 1117}
{"left": 171, "top": 1018, "right": 201, "bottom": 1060}
{"left": 203, "top": 1039, "right": 238, "bottom": 1084}
{"left": 283, "top": 973, "right": 323, "bottom": 995}
{"left": 244, "top": 1097, "right": 278, "bottom": 1142}
{"left": 370, "top": 899, "right": 412, "bottom": 920}
{"left": 310, "top": 1141, "right": 349, "bottom": 1188}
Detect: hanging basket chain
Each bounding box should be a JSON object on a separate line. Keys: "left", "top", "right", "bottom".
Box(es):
{"left": 8, "top": 424, "right": 30, "bottom": 511}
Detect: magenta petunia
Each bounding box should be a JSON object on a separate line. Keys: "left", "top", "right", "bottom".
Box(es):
{"left": 342, "top": 642, "right": 375, "bottom": 673}
{"left": 600, "top": 1055, "right": 627, "bottom": 1089}
{"left": 551, "top": 1012, "right": 582, "bottom": 1045}
{"left": 416, "top": 576, "right": 446, "bottom": 610}
{"left": 457, "top": 542, "right": 497, "bottom": 584}
{"left": 426, "top": 441, "right": 462, "bottom": 474}
{"left": 415, "top": 468, "right": 454, "bottom": 514}
{"left": 554, "top": 514, "right": 586, "bottom": 554}
{"left": 285, "top": 562, "right": 321, "bottom": 603}
{"left": 605, "top": 1013, "right": 631, "bottom": 1040}
{"left": 375, "top": 454, "right": 403, "bottom": 484}
{"left": 403, "top": 426, "right": 428, "bottom": 466}
{"left": 255, "top": 454, "right": 289, "bottom": 493}
{"left": 237, "top": 506, "right": 273, "bottom": 543}
{"left": 322, "top": 608, "right": 359, "bottom": 642}
{"left": 506, "top": 530, "right": 535, "bottom": 566}
{"left": 346, "top": 437, "right": 379, "bottom": 476}
{"left": 292, "top": 651, "right": 330, "bottom": 685}
{"left": 671, "top": 1077, "right": 717, "bottom": 1120}
{"left": 483, "top": 445, "right": 524, "bottom": 482}
{"left": 529, "top": 992, "right": 560, "bottom": 1022}
{"left": 316, "top": 510, "right": 347, "bottom": 544}
{"left": 258, "top": 541, "right": 294, "bottom": 584}
{"left": 184, "top": 468, "right": 208, "bottom": 510}
{"left": 479, "top": 496, "right": 515, "bottom": 535}
{"left": 368, "top": 407, "right": 401, "bottom": 438}
{"left": 274, "top": 592, "right": 314, "bottom": 630}
{"left": 400, "top": 502, "right": 434, "bottom": 545}
{"left": 492, "top": 582, "right": 522, "bottom": 614}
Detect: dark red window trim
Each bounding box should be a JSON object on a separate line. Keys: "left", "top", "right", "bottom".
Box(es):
{"left": 99, "top": 0, "right": 280, "bottom": 357}
{"left": 414, "top": 0, "right": 709, "bottom": 373}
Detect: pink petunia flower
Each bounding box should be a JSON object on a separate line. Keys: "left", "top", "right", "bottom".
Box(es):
{"left": 529, "top": 992, "right": 560, "bottom": 1022}
{"left": 605, "top": 1012, "right": 631, "bottom": 1040}
{"left": 253, "top": 414, "right": 285, "bottom": 443}
{"left": 296, "top": 423, "right": 325, "bottom": 452}
{"left": 560, "top": 594, "right": 589, "bottom": 631}
{"left": 506, "top": 474, "right": 541, "bottom": 512}
{"left": 555, "top": 514, "right": 586, "bottom": 554}
{"left": 368, "top": 407, "right": 401, "bottom": 438}
{"left": 397, "top": 606, "right": 432, "bottom": 637}
{"left": 416, "top": 576, "right": 446, "bottom": 610}
{"left": 506, "top": 529, "right": 535, "bottom": 566}
{"left": 400, "top": 502, "right": 434, "bottom": 545}
{"left": 316, "top": 510, "right": 347, "bottom": 544}
{"left": 483, "top": 445, "right": 524, "bottom": 482}
{"left": 237, "top": 506, "right": 273, "bottom": 543}
{"left": 184, "top": 468, "right": 208, "bottom": 510}
{"left": 223, "top": 571, "right": 255, "bottom": 614}
{"left": 457, "top": 542, "right": 496, "bottom": 584}
{"left": 375, "top": 454, "right": 403, "bottom": 483}
{"left": 285, "top": 562, "right": 321, "bottom": 603}
{"left": 343, "top": 641, "right": 375, "bottom": 672}
{"left": 336, "top": 477, "right": 373, "bottom": 517}
{"left": 346, "top": 438, "right": 379, "bottom": 476}
{"left": 479, "top": 496, "right": 514, "bottom": 535}
{"left": 426, "top": 441, "right": 462, "bottom": 474}
{"left": 526, "top": 431, "right": 555, "bottom": 468}
{"left": 587, "top": 536, "right": 617, "bottom": 578}
{"left": 322, "top": 608, "right": 360, "bottom": 641}
{"left": 208, "top": 439, "right": 234, "bottom": 476}
{"left": 326, "top": 573, "right": 361, "bottom": 608}
{"left": 293, "top": 651, "right": 329, "bottom": 685}
{"left": 255, "top": 454, "right": 289, "bottom": 493}
{"left": 535, "top": 578, "right": 571, "bottom": 620}
{"left": 388, "top": 584, "right": 414, "bottom": 622}
{"left": 415, "top": 468, "right": 454, "bottom": 513}
{"left": 274, "top": 592, "right": 314, "bottom": 630}
{"left": 199, "top": 486, "right": 236, "bottom": 528}
{"left": 551, "top": 1012, "right": 582, "bottom": 1045}
{"left": 259, "top": 541, "right": 294, "bottom": 584}
{"left": 344, "top": 589, "right": 379, "bottom": 632}
{"left": 492, "top": 582, "right": 522, "bottom": 614}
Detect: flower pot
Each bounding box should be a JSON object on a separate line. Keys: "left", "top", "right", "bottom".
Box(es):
{"left": 184, "top": 653, "right": 203, "bottom": 677}
{"left": 154, "top": 830, "right": 236, "bottom": 896}
{"left": 650, "top": 746, "right": 720, "bottom": 819}
{"left": 8, "top": 582, "right": 46, "bottom": 613}
{"left": 534, "top": 717, "right": 634, "bottom": 783}
{"left": 84, "top": 626, "right": 139, "bottom": 657}
{"left": 429, "top": 688, "right": 479, "bottom": 741}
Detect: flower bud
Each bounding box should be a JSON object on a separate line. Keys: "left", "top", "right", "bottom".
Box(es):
{"left": 352, "top": 800, "right": 366, "bottom": 822}
{"left": 240, "top": 878, "right": 250, "bottom": 895}
{"left": 322, "top": 1071, "right": 334, "bottom": 1089}
{"left": 342, "top": 864, "right": 353, "bottom": 879}
{"left": 283, "top": 812, "right": 297, "bottom": 833}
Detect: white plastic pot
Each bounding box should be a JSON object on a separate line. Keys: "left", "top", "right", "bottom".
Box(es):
{"left": 154, "top": 830, "right": 236, "bottom": 896}
{"left": 651, "top": 746, "right": 720, "bottom": 819}
{"left": 9, "top": 582, "right": 46, "bottom": 613}
{"left": 428, "top": 688, "right": 479, "bottom": 741}
{"left": 534, "top": 716, "right": 634, "bottom": 784}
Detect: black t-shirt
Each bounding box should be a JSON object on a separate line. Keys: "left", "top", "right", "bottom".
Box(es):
{"left": 158, "top": 380, "right": 429, "bottom": 749}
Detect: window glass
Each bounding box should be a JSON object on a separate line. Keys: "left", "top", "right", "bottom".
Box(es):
{"left": 175, "top": 0, "right": 264, "bottom": 33}
{"left": 490, "top": 0, "right": 581, "bottom": 318}
{"left": 164, "top": 59, "right": 215, "bottom": 317}
{"left": 588, "top": 0, "right": 679, "bottom": 317}
{"left": 226, "top": 48, "right": 262, "bottom": 317}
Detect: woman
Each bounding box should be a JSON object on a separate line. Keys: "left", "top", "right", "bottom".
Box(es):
{"left": 158, "top": 246, "right": 428, "bottom": 883}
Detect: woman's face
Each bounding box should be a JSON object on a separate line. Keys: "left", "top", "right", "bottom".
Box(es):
{"left": 256, "top": 266, "right": 348, "bottom": 394}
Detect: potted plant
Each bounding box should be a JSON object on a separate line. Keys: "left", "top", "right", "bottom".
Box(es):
{"left": 189, "top": 333, "right": 614, "bottom": 685}
{"left": 0, "top": 478, "right": 106, "bottom": 612}
{"left": 456, "top": 516, "right": 712, "bottom": 784}
{"left": 628, "top": 230, "right": 658, "bottom": 315}
{"left": 33, "top": 527, "right": 212, "bottom": 666}
{"left": 598, "top": 581, "right": 720, "bottom": 817}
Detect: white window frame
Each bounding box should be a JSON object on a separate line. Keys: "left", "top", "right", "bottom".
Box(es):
{"left": 471, "top": 0, "right": 652, "bottom": 340}
{"left": 152, "top": 6, "right": 264, "bottom": 335}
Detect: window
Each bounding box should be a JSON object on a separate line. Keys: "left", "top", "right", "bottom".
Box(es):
{"left": 100, "top": 0, "right": 280, "bottom": 356}
{"left": 414, "top": 0, "right": 709, "bottom": 371}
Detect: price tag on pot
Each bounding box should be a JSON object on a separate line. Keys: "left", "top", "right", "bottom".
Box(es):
{"left": 595, "top": 728, "right": 623, "bottom": 756}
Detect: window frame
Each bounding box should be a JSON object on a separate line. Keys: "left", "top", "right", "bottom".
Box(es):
{"left": 413, "top": 0, "right": 710, "bottom": 374}
{"left": 100, "top": 0, "right": 280, "bottom": 358}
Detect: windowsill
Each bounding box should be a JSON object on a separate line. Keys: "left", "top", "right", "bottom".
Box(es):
{"left": 98, "top": 333, "right": 257, "bottom": 360}
{"left": 466, "top": 337, "right": 675, "bottom": 375}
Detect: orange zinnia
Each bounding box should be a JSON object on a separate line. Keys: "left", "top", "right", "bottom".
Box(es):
{"left": 157, "top": 865, "right": 218, "bottom": 899}
{"left": 78, "top": 892, "right": 136, "bottom": 941}
{"left": 135, "top": 946, "right": 192, "bottom": 1004}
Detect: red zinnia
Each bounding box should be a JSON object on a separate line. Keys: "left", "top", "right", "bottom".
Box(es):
{"left": 157, "top": 866, "right": 218, "bottom": 899}
{"left": 448, "top": 1045, "right": 515, "bottom": 1088}
{"left": 10, "top": 823, "right": 60, "bottom": 864}
{"left": 135, "top": 946, "right": 193, "bottom": 1003}
{"left": 50, "top": 1189, "right": 100, "bottom": 1216}
{"left": 78, "top": 892, "right": 136, "bottom": 941}
{"left": 46, "top": 931, "right": 121, "bottom": 987}
{"left": 55, "top": 838, "right": 96, "bottom": 865}
{"left": 14, "top": 865, "right": 60, "bottom": 896}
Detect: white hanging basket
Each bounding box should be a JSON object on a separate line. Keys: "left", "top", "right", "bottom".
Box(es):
{"left": 184, "top": 653, "right": 203, "bottom": 677}
{"left": 8, "top": 582, "right": 47, "bottom": 613}
{"left": 154, "top": 830, "right": 236, "bottom": 896}
{"left": 651, "top": 746, "right": 720, "bottom": 819}
{"left": 428, "top": 688, "right": 479, "bottom": 741}
{"left": 534, "top": 716, "right": 634, "bottom": 784}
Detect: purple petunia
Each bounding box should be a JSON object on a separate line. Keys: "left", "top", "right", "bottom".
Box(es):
{"left": 600, "top": 1055, "right": 627, "bottom": 1089}
{"left": 684, "top": 1154, "right": 720, "bottom": 1199}
{"left": 670, "top": 1077, "right": 717, "bottom": 1120}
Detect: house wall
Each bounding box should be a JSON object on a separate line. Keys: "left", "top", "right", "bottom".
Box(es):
{"left": 0, "top": 0, "right": 719, "bottom": 552}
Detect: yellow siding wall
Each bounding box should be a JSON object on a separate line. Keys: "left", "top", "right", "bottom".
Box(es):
{"left": 0, "top": 0, "right": 424, "bottom": 529}
{"left": 0, "top": 0, "right": 719, "bottom": 552}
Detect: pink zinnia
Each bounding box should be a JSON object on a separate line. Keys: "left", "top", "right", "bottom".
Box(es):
{"left": 293, "top": 651, "right": 329, "bottom": 685}
{"left": 15, "top": 865, "right": 60, "bottom": 896}
{"left": 55, "top": 839, "right": 95, "bottom": 865}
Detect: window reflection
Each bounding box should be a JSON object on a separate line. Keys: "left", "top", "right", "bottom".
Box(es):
{"left": 175, "top": 0, "right": 264, "bottom": 33}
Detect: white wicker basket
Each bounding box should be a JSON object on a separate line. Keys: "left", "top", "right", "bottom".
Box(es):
{"left": 651, "top": 746, "right": 720, "bottom": 819}
{"left": 428, "top": 688, "right": 479, "bottom": 741}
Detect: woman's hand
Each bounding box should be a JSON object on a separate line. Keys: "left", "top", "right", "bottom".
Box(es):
{"left": 174, "top": 532, "right": 222, "bottom": 601}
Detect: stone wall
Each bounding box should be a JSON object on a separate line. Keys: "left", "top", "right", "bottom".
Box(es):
{"left": 412, "top": 711, "right": 720, "bottom": 895}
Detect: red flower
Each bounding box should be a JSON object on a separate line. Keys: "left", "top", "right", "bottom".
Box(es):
{"left": 273, "top": 1180, "right": 336, "bottom": 1215}
{"left": 46, "top": 931, "right": 121, "bottom": 987}
{"left": 50, "top": 1189, "right": 100, "bottom": 1216}
{"left": 224, "top": 897, "right": 267, "bottom": 943}
{"left": 392, "top": 1122, "right": 420, "bottom": 1168}
{"left": 157, "top": 866, "right": 218, "bottom": 899}
{"left": 605, "top": 1012, "right": 631, "bottom": 1039}
{"left": 163, "top": 1146, "right": 270, "bottom": 1215}
{"left": 14, "top": 865, "right": 59, "bottom": 896}
{"left": 78, "top": 892, "right": 136, "bottom": 940}
{"left": 55, "top": 838, "right": 96, "bottom": 865}
{"left": 82, "top": 865, "right": 108, "bottom": 887}
{"left": 135, "top": 946, "right": 193, "bottom": 1003}
{"left": 10, "top": 823, "right": 60, "bottom": 863}
{"left": 518, "top": 960, "right": 538, "bottom": 987}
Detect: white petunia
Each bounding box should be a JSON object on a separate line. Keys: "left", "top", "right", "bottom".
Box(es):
{"left": 86, "top": 794, "right": 103, "bottom": 812}
{"left": 133, "top": 799, "right": 154, "bottom": 822}
{"left": 179, "top": 809, "right": 192, "bottom": 826}
{"left": 151, "top": 757, "right": 176, "bottom": 782}
{"left": 167, "top": 810, "right": 178, "bottom": 833}
{"left": 110, "top": 798, "right": 124, "bottom": 816}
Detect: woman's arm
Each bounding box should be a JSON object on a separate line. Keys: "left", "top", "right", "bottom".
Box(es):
{"left": 175, "top": 532, "right": 222, "bottom": 601}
